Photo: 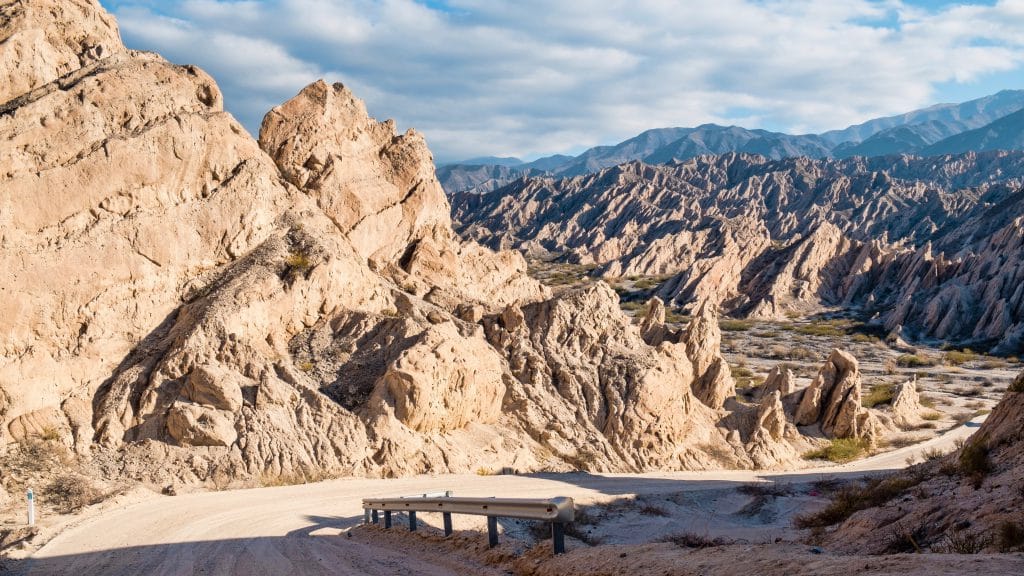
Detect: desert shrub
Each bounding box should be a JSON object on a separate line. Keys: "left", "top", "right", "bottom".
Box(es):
{"left": 794, "top": 473, "right": 924, "bottom": 528}
{"left": 943, "top": 349, "right": 977, "bottom": 366}
{"left": 883, "top": 357, "right": 898, "bottom": 375}
{"left": 921, "top": 447, "right": 946, "bottom": 461}
{"left": 719, "top": 319, "right": 753, "bottom": 332}
{"left": 958, "top": 439, "right": 991, "bottom": 488}
{"left": 998, "top": 521, "right": 1024, "bottom": 552}
{"left": 885, "top": 520, "right": 927, "bottom": 553}
{"left": 862, "top": 383, "right": 895, "bottom": 408}
{"left": 939, "top": 528, "right": 992, "bottom": 554}
{"left": 1009, "top": 373, "right": 1024, "bottom": 393}
{"left": 639, "top": 504, "right": 669, "bottom": 517}
{"left": 661, "top": 532, "right": 731, "bottom": 548}
{"left": 802, "top": 438, "right": 870, "bottom": 464}
{"left": 896, "top": 354, "right": 937, "bottom": 368}
{"left": 45, "top": 474, "right": 102, "bottom": 514}
{"left": 732, "top": 366, "right": 755, "bottom": 379}
{"left": 852, "top": 333, "right": 879, "bottom": 344}
{"left": 796, "top": 323, "right": 845, "bottom": 337}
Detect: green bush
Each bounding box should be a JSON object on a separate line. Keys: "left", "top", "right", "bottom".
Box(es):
{"left": 794, "top": 473, "right": 923, "bottom": 528}
{"left": 943, "top": 349, "right": 978, "bottom": 366}
{"left": 959, "top": 439, "right": 991, "bottom": 488}
{"left": 719, "top": 319, "right": 754, "bottom": 332}
{"left": 802, "top": 438, "right": 870, "bottom": 463}
{"left": 862, "top": 383, "right": 895, "bottom": 408}
{"left": 896, "top": 354, "right": 937, "bottom": 368}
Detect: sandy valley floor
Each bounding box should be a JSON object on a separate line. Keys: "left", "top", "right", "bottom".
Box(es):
{"left": 5, "top": 414, "right": 1018, "bottom": 575}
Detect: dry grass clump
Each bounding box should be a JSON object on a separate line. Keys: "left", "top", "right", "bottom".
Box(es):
{"left": 802, "top": 438, "right": 870, "bottom": 463}
{"left": 862, "top": 382, "right": 895, "bottom": 408}
{"left": 661, "top": 532, "right": 732, "bottom": 548}
{"left": 719, "top": 318, "right": 754, "bottom": 332}
{"left": 45, "top": 474, "right": 103, "bottom": 514}
{"left": 793, "top": 472, "right": 924, "bottom": 528}
{"left": 896, "top": 354, "right": 937, "bottom": 368}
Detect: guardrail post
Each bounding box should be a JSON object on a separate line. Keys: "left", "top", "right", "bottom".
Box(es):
{"left": 371, "top": 509, "right": 379, "bottom": 524}
{"left": 487, "top": 516, "right": 498, "bottom": 548}
{"left": 409, "top": 511, "right": 417, "bottom": 531}
{"left": 384, "top": 510, "right": 392, "bottom": 529}
{"left": 552, "top": 522, "right": 565, "bottom": 554}
{"left": 364, "top": 509, "right": 370, "bottom": 524}
{"left": 443, "top": 512, "right": 453, "bottom": 536}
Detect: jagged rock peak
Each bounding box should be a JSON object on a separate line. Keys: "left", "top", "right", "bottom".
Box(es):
{"left": 684, "top": 302, "right": 735, "bottom": 409}
{"left": 760, "top": 364, "right": 795, "bottom": 398}
{"left": 259, "top": 79, "right": 451, "bottom": 265}
{"left": 794, "top": 349, "right": 878, "bottom": 440}
{"left": 890, "top": 376, "right": 924, "bottom": 428}
{"left": 0, "top": 0, "right": 123, "bottom": 104}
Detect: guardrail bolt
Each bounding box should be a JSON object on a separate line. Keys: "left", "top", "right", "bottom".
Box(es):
{"left": 409, "top": 511, "right": 417, "bottom": 531}
{"left": 443, "top": 512, "right": 453, "bottom": 536}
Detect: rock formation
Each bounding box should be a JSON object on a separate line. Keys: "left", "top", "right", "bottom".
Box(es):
{"left": 746, "top": 391, "right": 800, "bottom": 469}
{"left": 452, "top": 152, "right": 1024, "bottom": 351}
{"left": 0, "top": 0, "right": 809, "bottom": 485}
{"left": 889, "top": 377, "right": 924, "bottom": 429}
{"left": 794, "top": 349, "right": 878, "bottom": 441}
{"left": 823, "top": 376, "right": 1024, "bottom": 554}
{"left": 760, "top": 365, "right": 795, "bottom": 398}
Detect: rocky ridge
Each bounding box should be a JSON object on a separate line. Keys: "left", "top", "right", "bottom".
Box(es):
{"left": 452, "top": 153, "right": 1024, "bottom": 352}
{"left": 0, "top": 0, "right": 863, "bottom": 487}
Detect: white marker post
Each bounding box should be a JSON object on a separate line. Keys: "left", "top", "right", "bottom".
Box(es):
{"left": 27, "top": 488, "right": 35, "bottom": 526}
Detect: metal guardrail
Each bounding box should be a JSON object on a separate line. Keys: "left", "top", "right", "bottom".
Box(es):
{"left": 362, "top": 495, "right": 575, "bottom": 554}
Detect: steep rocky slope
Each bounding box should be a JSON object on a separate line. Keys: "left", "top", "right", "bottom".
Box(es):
{"left": 820, "top": 376, "right": 1024, "bottom": 554}
{"left": 0, "top": 0, "right": 849, "bottom": 488}
{"left": 453, "top": 152, "right": 1024, "bottom": 352}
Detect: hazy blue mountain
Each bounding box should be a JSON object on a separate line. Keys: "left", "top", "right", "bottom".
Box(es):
{"left": 922, "top": 107, "right": 1024, "bottom": 156}
{"left": 523, "top": 154, "right": 574, "bottom": 171}
{"left": 820, "top": 89, "right": 1024, "bottom": 147}
{"left": 437, "top": 89, "right": 1024, "bottom": 194}
{"left": 552, "top": 127, "right": 695, "bottom": 177}
{"left": 643, "top": 125, "right": 831, "bottom": 164}
{"left": 440, "top": 156, "right": 524, "bottom": 167}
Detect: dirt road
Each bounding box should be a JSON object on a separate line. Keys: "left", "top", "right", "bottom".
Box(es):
{"left": 13, "top": 417, "right": 985, "bottom": 575}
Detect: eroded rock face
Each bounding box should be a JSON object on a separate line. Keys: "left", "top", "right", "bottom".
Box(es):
{"left": 889, "top": 378, "right": 924, "bottom": 429}
{"left": 1, "top": 0, "right": 767, "bottom": 485}
{"left": 683, "top": 302, "right": 735, "bottom": 410}
{"left": 452, "top": 153, "right": 1024, "bottom": 350}
{"left": 746, "top": 391, "right": 799, "bottom": 469}
{"left": 823, "top": 382, "right": 1024, "bottom": 554}
{"left": 0, "top": 0, "right": 122, "bottom": 104}
{"left": 794, "top": 349, "right": 877, "bottom": 440}
{"left": 761, "top": 365, "right": 795, "bottom": 398}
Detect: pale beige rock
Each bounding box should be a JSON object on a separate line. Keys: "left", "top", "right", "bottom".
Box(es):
{"left": 760, "top": 365, "right": 794, "bottom": 398}
{"left": 166, "top": 402, "right": 237, "bottom": 447}
{"left": 6, "top": 407, "right": 69, "bottom": 443}
{"left": 0, "top": 0, "right": 122, "bottom": 104}
{"left": 183, "top": 365, "right": 245, "bottom": 413}
{"left": 746, "top": 391, "right": 799, "bottom": 469}
{"left": 640, "top": 297, "right": 669, "bottom": 344}
{"left": 890, "top": 377, "right": 923, "bottom": 428}
{"left": 794, "top": 349, "right": 875, "bottom": 440}
{"left": 367, "top": 322, "right": 505, "bottom": 433}
{"left": 684, "top": 302, "right": 735, "bottom": 409}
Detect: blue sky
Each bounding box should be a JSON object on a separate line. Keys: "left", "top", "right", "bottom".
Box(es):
{"left": 97, "top": 0, "right": 1024, "bottom": 162}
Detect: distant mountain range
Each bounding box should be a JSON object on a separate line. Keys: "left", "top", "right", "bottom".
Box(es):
{"left": 438, "top": 89, "right": 1024, "bottom": 194}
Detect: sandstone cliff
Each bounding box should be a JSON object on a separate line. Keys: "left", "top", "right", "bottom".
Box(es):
{"left": 0, "top": 0, "right": 810, "bottom": 486}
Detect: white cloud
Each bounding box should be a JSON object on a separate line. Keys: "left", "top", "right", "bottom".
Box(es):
{"left": 102, "top": 0, "right": 1024, "bottom": 161}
